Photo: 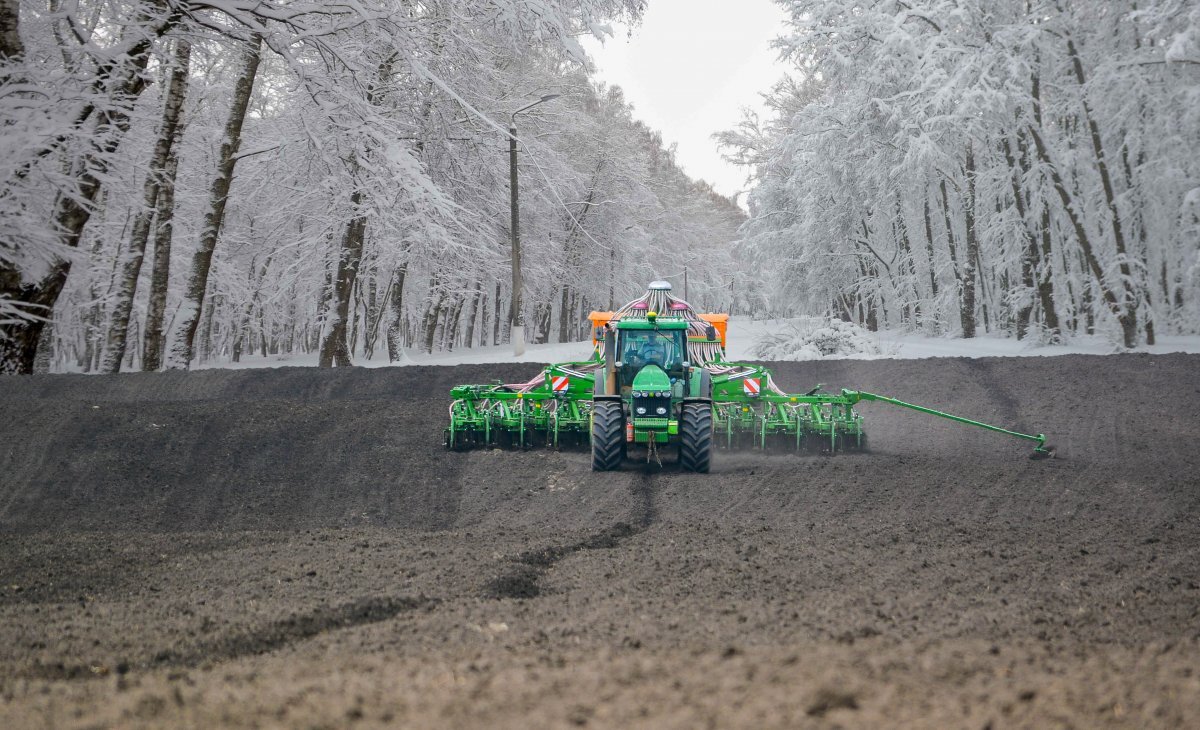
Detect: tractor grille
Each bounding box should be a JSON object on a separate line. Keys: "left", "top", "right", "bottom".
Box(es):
{"left": 633, "top": 396, "right": 671, "bottom": 419}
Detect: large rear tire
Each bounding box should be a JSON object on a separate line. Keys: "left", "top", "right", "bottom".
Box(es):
{"left": 679, "top": 403, "right": 713, "bottom": 473}
{"left": 591, "top": 401, "right": 624, "bottom": 471}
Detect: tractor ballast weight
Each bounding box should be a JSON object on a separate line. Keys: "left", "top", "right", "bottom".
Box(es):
{"left": 444, "top": 282, "right": 1053, "bottom": 466}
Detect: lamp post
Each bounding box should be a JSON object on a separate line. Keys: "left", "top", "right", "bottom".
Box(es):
{"left": 508, "top": 94, "right": 559, "bottom": 356}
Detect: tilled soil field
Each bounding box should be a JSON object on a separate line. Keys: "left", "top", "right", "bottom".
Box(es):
{"left": 1, "top": 355, "right": 1198, "bottom": 728}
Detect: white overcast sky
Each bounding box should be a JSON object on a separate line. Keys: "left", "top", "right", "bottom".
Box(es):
{"left": 580, "top": 0, "right": 791, "bottom": 203}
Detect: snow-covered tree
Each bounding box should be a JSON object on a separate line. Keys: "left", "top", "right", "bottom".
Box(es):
{"left": 724, "top": 0, "right": 1199, "bottom": 347}
{"left": 1, "top": 0, "right": 747, "bottom": 373}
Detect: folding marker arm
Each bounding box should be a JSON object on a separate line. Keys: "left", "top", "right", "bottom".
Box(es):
{"left": 840, "top": 389, "right": 1052, "bottom": 457}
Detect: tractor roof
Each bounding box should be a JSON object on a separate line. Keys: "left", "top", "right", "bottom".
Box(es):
{"left": 616, "top": 317, "right": 689, "bottom": 330}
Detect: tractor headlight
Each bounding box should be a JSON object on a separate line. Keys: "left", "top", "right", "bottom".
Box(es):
{"left": 636, "top": 406, "right": 647, "bottom": 415}
{"left": 656, "top": 407, "right": 667, "bottom": 415}
{"left": 634, "top": 390, "right": 643, "bottom": 397}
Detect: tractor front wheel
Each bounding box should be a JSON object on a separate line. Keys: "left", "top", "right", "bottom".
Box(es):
{"left": 679, "top": 403, "right": 713, "bottom": 473}
{"left": 591, "top": 401, "right": 624, "bottom": 471}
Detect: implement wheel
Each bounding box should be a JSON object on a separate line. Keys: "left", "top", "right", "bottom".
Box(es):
{"left": 591, "top": 401, "right": 624, "bottom": 471}
{"left": 680, "top": 403, "right": 713, "bottom": 473}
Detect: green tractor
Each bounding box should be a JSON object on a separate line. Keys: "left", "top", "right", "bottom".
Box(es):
{"left": 590, "top": 311, "right": 716, "bottom": 472}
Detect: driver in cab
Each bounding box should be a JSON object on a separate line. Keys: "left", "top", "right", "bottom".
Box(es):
{"left": 635, "top": 335, "right": 668, "bottom": 369}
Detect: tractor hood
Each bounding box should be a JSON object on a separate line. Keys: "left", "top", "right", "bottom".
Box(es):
{"left": 631, "top": 364, "right": 671, "bottom": 395}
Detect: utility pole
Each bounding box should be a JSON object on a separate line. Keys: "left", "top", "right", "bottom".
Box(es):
{"left": 508, "top": 124, "right": 522, "bottom": 356}
{"left": 508, "top": 94, "right": 560, "bottom": 357}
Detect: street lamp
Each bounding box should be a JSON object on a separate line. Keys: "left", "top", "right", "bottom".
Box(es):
{"left": 508, "top": 93, "right": 560, "bottom": 356}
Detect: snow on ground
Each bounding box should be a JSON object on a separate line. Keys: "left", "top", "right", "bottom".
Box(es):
{"left": 194, "top": 339, "right": 594, "bottom": 370}
{"left": 195, "top": 316, "right": 1200, "bottom": 371}
{"left": 730, "top": 317, "right": 1200, "bottom": 360}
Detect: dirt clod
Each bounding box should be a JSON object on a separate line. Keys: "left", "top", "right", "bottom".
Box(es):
{"left": 806, "top": 688, "right": 860, "bottom": 717}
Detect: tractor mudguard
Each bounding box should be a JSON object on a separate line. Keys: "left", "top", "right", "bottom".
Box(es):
{"left": 684, "top": 367, "right": 711, "bottom": 402}
{"left": 593, "top": 375, "right": 621, "bottom": 400}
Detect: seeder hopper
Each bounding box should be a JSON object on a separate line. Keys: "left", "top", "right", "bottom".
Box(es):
{"left": 445, "top": 282, "right": 1052, "bottom": 472}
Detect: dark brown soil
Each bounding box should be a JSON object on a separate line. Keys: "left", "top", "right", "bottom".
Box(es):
{"left": 1, "top": 355, "right": 1198, "bottom": 728}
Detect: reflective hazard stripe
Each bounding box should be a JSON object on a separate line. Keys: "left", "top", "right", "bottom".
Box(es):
{"left": 551, "top": 376, "right": 570, "bottom": 392}
{"left": 744, "top": 377, "right": 761, "bottom": 396}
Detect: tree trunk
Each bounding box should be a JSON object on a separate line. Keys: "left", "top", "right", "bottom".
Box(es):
{"left": 1038, "top": 205, "right": 1061, "bottom": 338}
{"left": 1027, "top": 123, "right": 1130, "bottom": 346}
{"left": 423, "top": 291, "right": 444, "bottom": 354}
{"left": 167, "top": 34, "right": 261, "bottom": 369}
{"left": 199, "top": 294, "right": 217, "bottom": 363}
{"left": 492, "top": 282, "right": 502, "bottom": 345}
{"left": 1120, "top": 136, "right": 1154, "bottom": 344}
{"left": 318, "top": 54, "right": 396, "bottom": 366}
{"left": 312, "top": 243, "right": 336, "bottom": 352}
{"left": 895, "top": 199, "right": 920, "bottom": 325}
{"left": 385, "top": 265, "right": 408, "bottom": 361}
{"left": 79, "top": 236, "right": 106, "bottom": 372}
{"left": 1026, "top": 67, "right": 1062, "bottom": 340}
{"left": 1066, "top": 36, "right": 1139, "bottom": 347}
{"left": 360, "top": 271, "right": 381, "bottom": 359}
{"left": 938, "top": 179, "right": 964, "bottom": 336}
{"left": 921, "top": 192, "right": 941, "bottom": 331}
{"left": 348, "top": 277, "right": 361, "bottom": 357}
{"left": 102, "top": 39, "right": 190, "bottom": 373}
{"left": 232, "top": 255, "right": 269, "bottom": 363}
{"left": 142, "top": 126, "right": 182, "bottom": 371}
{"left": 319, "top": 197, "right": 366, "bottom": 368}
{"left": 532, "top": 296, "right": 550, "bottom": 345}
{"left": 541, "top": 300, "right": 553, "bottom": 343}
{"left": 433, "top": 299, "right": 451, "bottom": 353}
{"left": 1002, "top": 135, "right": 1038, "bottom": 340}
{"left": 960, "top": 148, "right": 978, "bottom": 338}
{"left": 570, "top": 291, "right": 582, "bottom": 341}
{"left": 558, "top": 284, "right": 571, "bottom": 343}
{"left": 463, "top": 282, "right": 482, "bottom": 348}
{"left": 0, "top": 0, "right": 23, "bottom": 59}
{"left": 443, "top": 296, "right": 464, "bottom": 351}
{"left": 478, "top": 282, "right": 490, "bottom": 349}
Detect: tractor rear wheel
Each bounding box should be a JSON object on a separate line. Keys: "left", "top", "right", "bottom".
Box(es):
{"left": 591, "top": 401, "right": 624, "bottom": 471}
{"left": 679, "top": 403, "right": 713, "bottom": 473}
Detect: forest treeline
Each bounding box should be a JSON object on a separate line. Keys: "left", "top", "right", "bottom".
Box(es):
{"left": 721, "top": 0, "right": 1199, "bottom": 347}
{"left": 0, "top": 0, "right": 745, "bottom": 373}
{"left": 7, "top": 1, "right": 1193, "bottom": 375}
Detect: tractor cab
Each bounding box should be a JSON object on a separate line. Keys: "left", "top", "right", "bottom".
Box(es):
{"left": 614, "top": 315, "right": 688, "bottom": 389}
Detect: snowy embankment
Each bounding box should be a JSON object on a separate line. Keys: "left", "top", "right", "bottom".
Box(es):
{"left": 196, "top": 316, "right": 1200, "bottom": 371}
{"left": 732, "top": 318, "right": 1200, "bottom": 360}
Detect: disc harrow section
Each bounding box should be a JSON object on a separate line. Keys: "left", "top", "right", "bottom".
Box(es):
{"left": 445, "top": 362, "right": 601, "bottom": 451}
{"left": 708, "top": 364, "right": 867, "bottom": 454}
{"left": 445, "top": 358, "right": 871, "bottom": 455}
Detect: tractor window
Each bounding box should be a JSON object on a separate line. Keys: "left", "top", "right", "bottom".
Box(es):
{"left": 619, "top": 330, "right": 684, "bottom": 373}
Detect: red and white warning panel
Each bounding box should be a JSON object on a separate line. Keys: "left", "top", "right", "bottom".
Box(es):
{"left": 551, "top": 375, "right": 570, "bottom": 393}
{"left": 743, "top": 377, "right": 761, "bottom": 396}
